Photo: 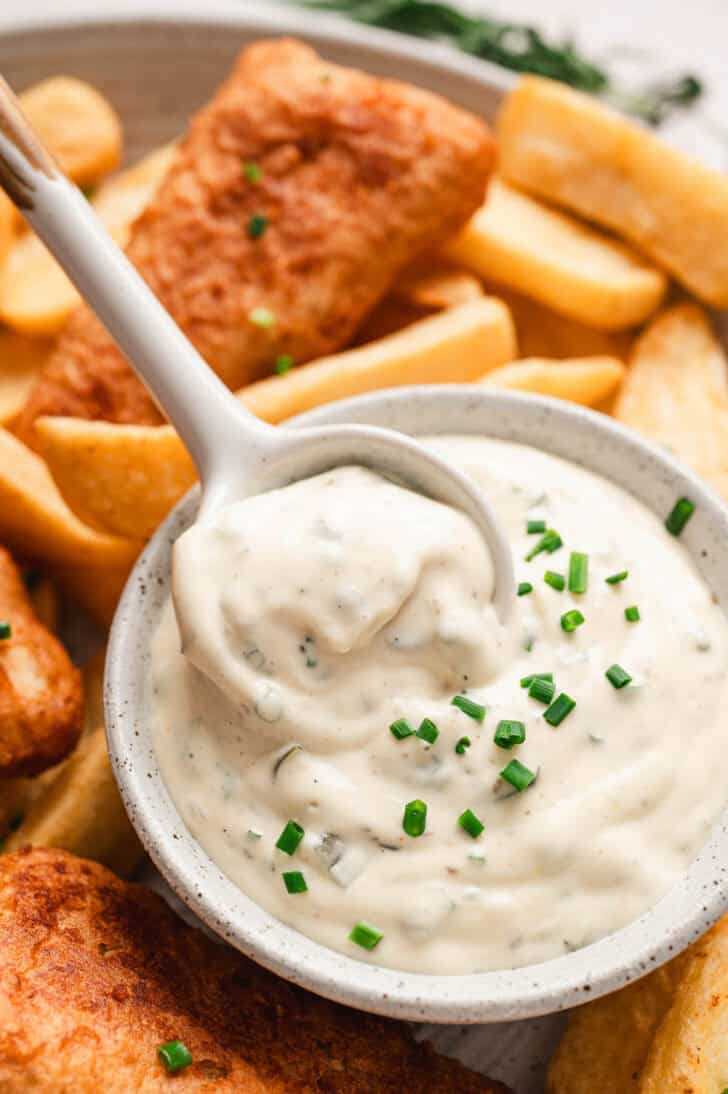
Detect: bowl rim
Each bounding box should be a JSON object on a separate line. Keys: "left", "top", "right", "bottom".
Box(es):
{"left": 107, "top": 383, "right": 728, "bottom": 1024}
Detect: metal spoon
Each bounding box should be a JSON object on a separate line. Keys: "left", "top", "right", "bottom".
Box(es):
{"left": 0, "top": 75, "right": 513, "bottom": 622}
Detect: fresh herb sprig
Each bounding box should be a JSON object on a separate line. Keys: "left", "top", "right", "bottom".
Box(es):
{"left": 302, "top": 0, "right": 702, "bottom": 126}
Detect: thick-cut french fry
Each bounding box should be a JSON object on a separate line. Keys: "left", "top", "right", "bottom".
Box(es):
{"left": 3, "top": 725, "right": 143, "bottom": 877}
{"left": 0, "top": 76, "right": 123, "bottom": 241}
{"left": 636, "top": 915, "right": 728, "bottom": 1092}
{"left": 482, "top": 355, "right": 625, "bottom": 406}
{"left": 34, "top": 298, "right": 517, "bottom": 540}
{"left": 0, "top": 425, "right": 139, "bottom": 569}
{"left": 0, "top": 329, "right": 53, "bottom": 427}
{"left": 445, "top": 179, "right": 666, "bottom": 330}
{"left": 488, "top": 283, "right": 633, "bottom": 361}
{"left": 19, "top": 76, "right": 122, "bottom": 188}
{"left": 498, "top": 76, "right": 728, "bottom": 307}
{"left": 0, "top": 143, "right": 175, "bottom": 336}
{"left": 547, "top": 953, "right": 691, "bottom": 1093}
{"left": 52, "top": 558, "right": 133, "bottom": 629}
{"left": 615, "top": 303, "right": 728, "bottom": 499}
{"left": 394, "top": 261, "right": 484, "bottom": 310}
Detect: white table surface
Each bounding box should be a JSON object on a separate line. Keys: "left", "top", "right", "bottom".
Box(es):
{"left": 0, "top": 1, "right": 724, "bottom": 1090}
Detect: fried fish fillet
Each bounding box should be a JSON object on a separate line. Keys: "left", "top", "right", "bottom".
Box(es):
{"left": 0, "top": 848, "right": 509, "bottom": 1093}
{"left": 18, "top": 38, "right": 495, "bottom": 436}
{"left": 0, "top": 549, "right": 82, "bottom": 777}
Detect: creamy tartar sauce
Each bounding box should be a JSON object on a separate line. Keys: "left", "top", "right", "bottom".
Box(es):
{"left": 151, "top": 437, "right": 728, "bottom": 974}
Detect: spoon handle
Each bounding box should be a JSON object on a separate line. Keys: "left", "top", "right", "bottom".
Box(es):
{"left": 0, "top": 74, "right": 270, "bottom": 485}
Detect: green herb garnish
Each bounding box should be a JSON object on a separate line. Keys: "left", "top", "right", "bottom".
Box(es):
{"left": 517, "top": 581, "right": 533, "bottom": 596}
{"left": 529, "top": 676, "right": 555, "bottom": 704}
{"left": 543, "top": 692, "right": 576, "bottom": 726}
{"left": 605, "top": 570, "right": 629, "bottom": 585}
{"left": 0, "top": 622, "right": 10, "bottom": 640}
{"left": 499, "top": 759, "right": 537, "bottom": 792}
{"left": 283, "top": 870, "right": 308, "bottom": 894}
{"left": 274, "top": 354, "right": 294, "bottom": 375}
{"left": 158, "top": 1041, "right": 192, "bottom": 1073}
{"left": 303, "top": 1, "right": 702, "bottom": 127}
{"left": 276, "top": 819, "right": 304, "bottom": 855}
{"left": 249, "top": 306, "right": 276, "bottom": 328}
{"left": 665, "top": 496, "right": 695, "bottom": 536}
{"left": 244, "top": 160, "right": 263, "bottom": 182}
{"left": 561, "top": 609, "right": 584, "bottom": 633}
{"left": 625, "top": 605, "right": 640, "bottom": 622}
{"left": 544, "top": 570, "right": 565, "bottom": 592}
{"left": 568, "top": 552, "right": 588, "bottom": 594}
{"left": 455, "top": 736, "right": 471, "bottom": 754}
{"left": 416, "top": 717, "right": 439, "bottom": 744}
{"left": 525, "top": 528, "right": 562, "bottom": 561}
{"left": 451, "top": 694, "right": 486, "bottom": 721}
{"left": 605, "top": 663, "right": 632, "bottom": 689}
{"left": 527, "top": 519, "right": 546, "bottom": 534}
{"left": 403, "top": 798, "right": 427, "bottom": 837}
{"left": 458, "top": 808, "right": 484, "bottom": 838}
{"left": 349, "top": 922, "right": 383, "bottom": 950}
{"left": 494, "top": 719, "right": 526, "bottom": 750}
{"left": 389, "top": 718, "right": 414, "bottom": 740}
{"left": 520, "top": 672, "right": 553, "bottom": 688}
{"left": 248, "top": 213, "right": 269, "bottom": 239}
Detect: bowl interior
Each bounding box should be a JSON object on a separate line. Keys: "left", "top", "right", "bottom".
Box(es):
{"left": 107, "top": 384, "right": 728, "bottom": 1024}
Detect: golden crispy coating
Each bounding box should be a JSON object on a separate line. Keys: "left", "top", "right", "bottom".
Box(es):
{"left": 0, "top": 549, "right": 82, "bottom": 777}
{"left": 18, "top": 38, "right": 495, "bottom": 437}
{"left": 0, "top": 849, "right": 509, "bottom": 1093}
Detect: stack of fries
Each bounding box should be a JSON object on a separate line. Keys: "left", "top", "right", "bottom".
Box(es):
{"left": 1, "top": 69, "right": 728, "bottom": 1084}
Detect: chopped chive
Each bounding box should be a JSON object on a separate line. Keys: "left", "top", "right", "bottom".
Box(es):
{"left": 403, "top": 798, "right": 427, "bottom": 837}
{"left": 605, "top": 663, "right": 632, "bottom": 689}
{"left": 416, "top": 717, "right": 439, "bottom": 744}
{"left": 275, "top": 819, "right": 304, "bottom": 855}
{"left": 349, "top": 922, "right": 383, "bottom": 950}
{"left": 520, "top": 672, "right": 553, "bottom": 689}
{"left": 247, "top": 213, "right": 269, "bottom": 239}
{"left": 455, "top": 736, "right": 471, "bottom": 755}
{"left": 249, "top": 306, "right": 276, "bottom": 328}
{"left": 543, "top": 692, "right": 576, "bottom": 726}
{"left": 525, "top": 528, "right": 562, "bottom": 561}
{"left": 523, "top": 636, "right": 534, "bottom": 652}
{"left": 605, "top": 570, "right": 628, "bottom": 585}
{"left": 0, "top": 621, "right": 10, "bottom": 640}
{"left": 544, "top": 570, "right": 565, "bottom": 592}
{"left": 499, "top": 759, "right": 537, "bottom": 792}
{"left": 458, "top": 808, "right": 484, "bottom": 838}
{"left": 274, "top": 354, "right": 294, "bottom": 375}
{"left": 282, "top": 870, "right": 308, "bottom": 894}
{"left": 625, "top": 605, "right": 640, "bottom": 622}
{"left": 561, "top": 609, "right": 585, "bottom": 633}
{"left": 527, "top": 519, "right": 546, "bottom": 534}
{"left": 451, "top": 695, "right": 486, "bottom": 721}
{"left": 244, "top": 160, "right": 263, "bottom": 182}
{"left": 158, "top": 1041, "right": 192, "bottom": 1073}
{"left": 529, "top": 676, "right": 555, "bottom": 704}
{"left": 568, "top": 552, "right": 589, "bottom": 594}
{"left": 665, "top": 497, "right": 694, "bottom": 536}
{"left": 494, "top": 719, "right": 526, "bottom": 750}
{"left": 389, "top": 718, "right": 414, "bottom": 740}
{"left": 517, "top": 581, "right": 533, "bottom": 596}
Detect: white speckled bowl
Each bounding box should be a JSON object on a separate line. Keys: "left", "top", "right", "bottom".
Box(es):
{"left": 7, "top": 1, "right": 728, "bottom": 1025}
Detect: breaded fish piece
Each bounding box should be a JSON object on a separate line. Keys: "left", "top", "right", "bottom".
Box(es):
{"left": 0, "top": 549, "right": 82, "bottom": 777}
{"left": 0, "top": 848, "right": 510, "bottom": 1093}
{"left": 18, "top": 38, "right": 495, "bottom": 436}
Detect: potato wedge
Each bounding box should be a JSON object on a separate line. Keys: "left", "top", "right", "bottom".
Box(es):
{"left": 498, "top": 76, "right": 728, "bottom": 307}
{"left": 482, "top": 355, "right": 625, "bottom": 406}
{"left": 34, "top": 298, "right": 516, "bottom": 540}
{"left": 488, "top": 283, "right": 633, "bottom": 361}
{"left": 3, "top": 725, "right": 144, "bottom": 877}
{"left": 0, "top": 329, "right": 53, "bottom": 427}
{"left": 615, "top": 303, "right": 728, "bottom": 499}
{"left": 0, "top": 425, "right": 139, "bottom": 569}
{"left": 445, "top": 179, "right": 666, "bottom": 330}
{"left": 394, "top": 261, "right": 484, "bottom": 310}
{"left": 19, "top": 76, "right": 122, "bottom": 188}
{"left": 547, "top": 953, "right": 691, "bottom": 1093}
{"left": 638, "top": 916, "right": 728, "bottom": 1092}
{"left": 0, "top": 143, "right": 175, "bottom": 336}
{"left": 52, "top": 558, "right": 133, "bottom": 629}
